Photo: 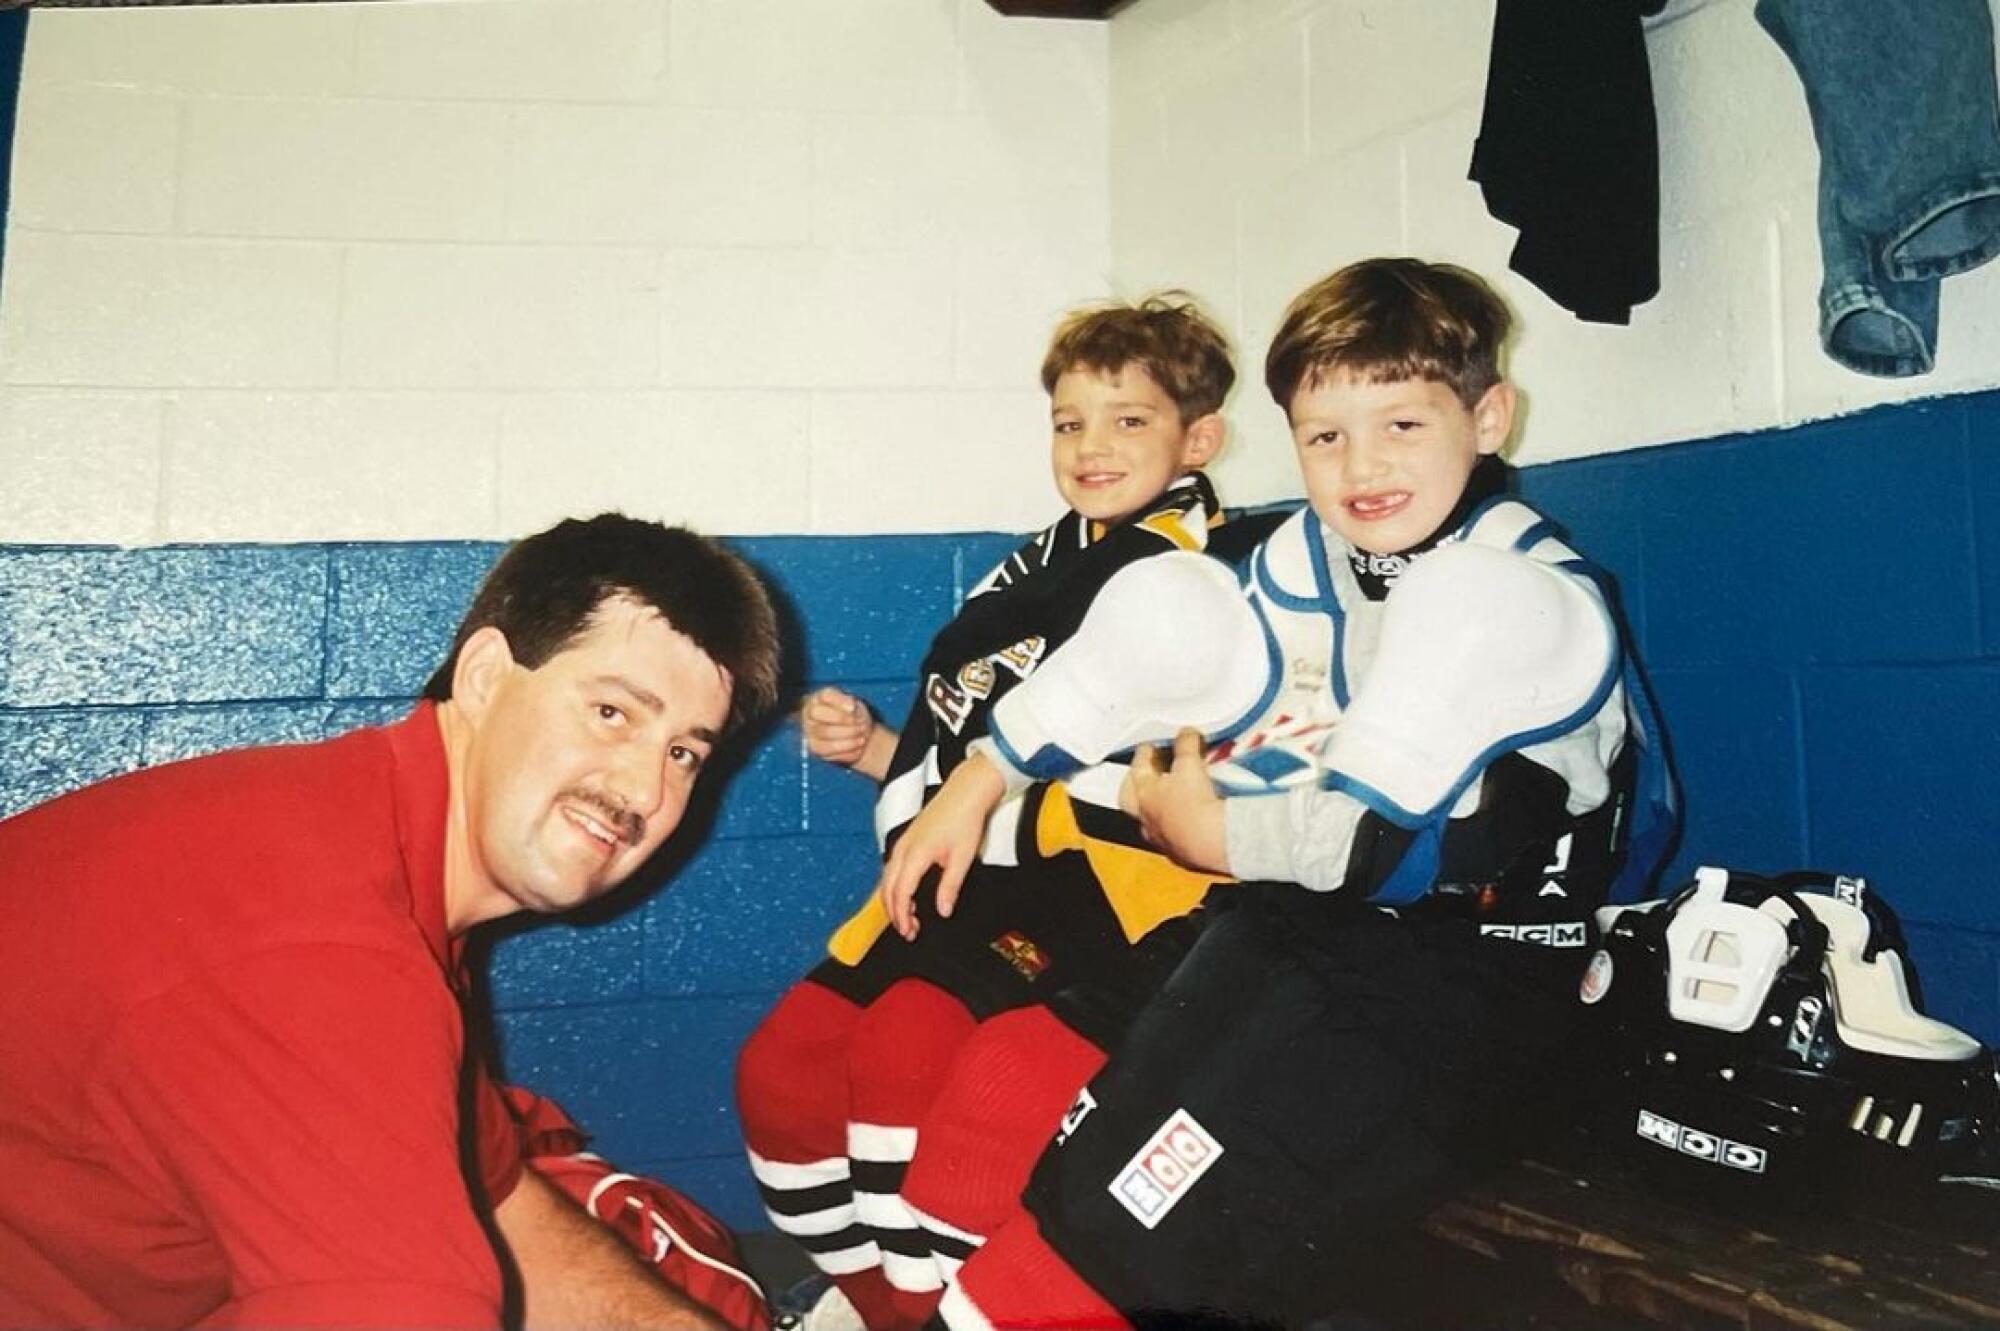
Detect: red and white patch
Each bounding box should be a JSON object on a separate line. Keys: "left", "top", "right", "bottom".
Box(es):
{"left": 1579, "top": 948, "right": 1615, "bottom": 1005}
{"left": 1108, "top": 1108, "right": 1224, "bottom": 1230}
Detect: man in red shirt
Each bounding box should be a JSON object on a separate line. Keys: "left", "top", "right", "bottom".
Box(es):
{"left": 0, "top": 514, "right": 780, "bottom": 1330}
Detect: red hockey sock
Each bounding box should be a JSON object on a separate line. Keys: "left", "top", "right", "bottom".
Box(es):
{"left": 903, "top": 1005, "right": 1107, "bottom": 1257}
{"left": 942, "top": 1214, "right": 1128, "bottom": 1331}
{"left": 738, "top": 981, "right": 881, "bottom": 1297}
{"left": 829, "top": 1267, "right": 917, "bottom": 1331}
{"left": 737, "top": 980, "right": 860, "bottom": 1165}
{"left": 848, "top": 978, "right": 976, "bottom": 1126}
{"left": 847, "top": 979, "right": 976, "bottom": 1299}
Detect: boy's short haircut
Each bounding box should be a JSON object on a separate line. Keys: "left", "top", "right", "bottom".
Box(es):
{"left": 1040, "top": 291, "right": 1236, "bottom": 422}
{"left": 1264, "top": 258, "right": 1512, "bottom": 411}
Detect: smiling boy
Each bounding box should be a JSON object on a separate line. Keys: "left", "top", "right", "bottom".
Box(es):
{"left": 737, "top": 295, "right": 1244, "bottom": 1331}
{"left": 0, "top": 515, "right": 778, "bottom": 1330}
{"left": 880, "top": 259, "right": 1675, "bottom": 1327}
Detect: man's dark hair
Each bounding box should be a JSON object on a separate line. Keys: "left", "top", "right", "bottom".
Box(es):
{"left": 422, "top": 513, "right": 780, "bottom": 733}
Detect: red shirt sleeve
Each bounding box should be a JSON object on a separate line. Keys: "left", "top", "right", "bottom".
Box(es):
{"left": 465, "top": 1056, "right": 525, "bottom": 1208}
{"left": 88, "top": 943, "right": 505, "bottom": 1328}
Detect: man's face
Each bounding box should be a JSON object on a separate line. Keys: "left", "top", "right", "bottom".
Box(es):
{"left": 1288, "top": 370, "right": 1512, "bottom": 555}
{"left": 459, "top": 596, "right": 732, "bottom": 920}
{"left": 1049, "top": 363, "right": 1210, "bottom": 524}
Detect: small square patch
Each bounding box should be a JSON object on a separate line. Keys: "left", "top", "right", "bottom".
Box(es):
{"left": 1108, "top": 1108, "right": 1224, "bottom": 1230}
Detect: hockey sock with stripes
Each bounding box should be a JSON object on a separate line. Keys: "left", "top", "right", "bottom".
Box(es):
{"left": 902, "top": 1005, "right": 1106, "bottom": 1284}
{"left": 936, "top": 1214, "right": 1128, "bottom": 1331}
{"left": 737, "top": 982, "right": 881, "bottom": 1283}
{"left": 846, "top": 977, "right": 975, "bottom": 1299}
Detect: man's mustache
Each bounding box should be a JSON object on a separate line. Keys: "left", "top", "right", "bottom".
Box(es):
{"left": 562, "top": 788, "right": 645, "bottom": 847}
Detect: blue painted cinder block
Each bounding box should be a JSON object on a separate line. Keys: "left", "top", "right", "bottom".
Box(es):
{"left": 642, "top": 833, "right": 881, "bottom": 999}
{"left": 488, "top": 909, "right": 647, "bottom": 1012}
{"left": 748, "top": 535, "right": 963, "bottom": 683}
{"left": 1800, "top": 662, "right": 2000, "bottom": 931}
{"left": 0, "top": 709, "right": 145, "bottom": 818}
{"left": 1516, "top": 453, "right": 1651, "bottom": 654}
{"left": 955, "top": 532, "right": 1026, "bottom": 598}
{"left": 1637, "top": 403, "right": 1978, "bottom": 670}
{"left": 710, "top": 720, "right": 807, "bottom": 841}
{"left": 493, "top": 995, "right": 770, "bottom": 1162}
{"left": 620, "top": 1152, "right": 766, "bottom": 1233}
{"left": 140, "top": 701, "right": 330, "bottom": 768}
{"left": 1900, "top": 923, "right": 2000, "bottom": 1045}
{"left": 326, "top": 543, "right": 498, "bottom": 699}
{"left": 0, "top": 545, "right": 328, "bottom": 706}
{"left": 1647, "top": 665, "right": 1806, "bottom": 888}
{"left": 1966, "top": 393, "right": 2000, "bottom": 656}
{"left": 324, "top": 698, "right": 417, "bottom": 736}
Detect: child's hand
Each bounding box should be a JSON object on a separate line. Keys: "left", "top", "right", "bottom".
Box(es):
{"left": 876, "top": 752, "right": 1007, "bottom": 941}
{"left": 1122, "top": 729, "right": 1228, "bottom": 874}
{"left": 802, "top": 687, "right": 896, "bottom": 780}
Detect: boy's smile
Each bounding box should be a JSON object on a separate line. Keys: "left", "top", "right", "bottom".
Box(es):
{"left": 1288, "top": 371, "right": 1514, "bottom": 556}
{"left": 1050, "top": 363, "right": 1219, "bottom": 524}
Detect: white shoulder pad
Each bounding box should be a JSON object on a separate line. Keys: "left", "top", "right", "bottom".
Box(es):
{"left": 1321, "top": 543, "right": 1615, "bottom": 822}
{"left": 984, "top": 552, "right": 1268, "bottom": 784}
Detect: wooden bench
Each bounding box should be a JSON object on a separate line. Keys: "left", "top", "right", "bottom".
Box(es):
{"left": 1375, "top": 1130, "right": 2000, "bottom": 1330}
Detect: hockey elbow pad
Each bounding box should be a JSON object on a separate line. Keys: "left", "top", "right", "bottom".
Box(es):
{"left": 1321, "top": 544, "right": 1617, "bottom": 825}
{"left": 978, "top": 552, "right": 1269, "bottom": 787}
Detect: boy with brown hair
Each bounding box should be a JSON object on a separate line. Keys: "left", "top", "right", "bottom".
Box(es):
{"left": 881, "top": 258, "right": 1674, "bottom": 1327}
{"left": 737, "top": 293, "right": 1248, "bottom": 1331}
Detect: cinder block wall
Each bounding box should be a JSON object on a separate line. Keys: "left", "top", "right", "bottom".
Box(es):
{"left": 0, "top": 0, "right": 1113, "bottom": 544}
{"left": 1108, "top": 0, "right": 2000, "bottom": 506}
{"left": 7, "top": 392, "right": 1998, "bottom": 1227}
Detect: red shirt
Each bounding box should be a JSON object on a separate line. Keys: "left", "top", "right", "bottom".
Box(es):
{"left": 0, "top": 706, "right": 522, "bottom": 1328}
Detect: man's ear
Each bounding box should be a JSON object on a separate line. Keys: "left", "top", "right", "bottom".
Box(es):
{"left": 1180, "top": 412, "right": 1226, "bottom": 469}
{"left": 450, "top": 626, "right": 515, "bottom": 721}
{"left": 1472, "top": 381, "right": 1517, "bottom": 456}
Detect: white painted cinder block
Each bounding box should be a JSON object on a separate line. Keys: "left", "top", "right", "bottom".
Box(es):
{"left": 9, "top": 84, "right": 179, "bottom": 235}
{"left": 1510, "top": 209, "right": 1782, "bottom": 464}
{"left": 1303, "top": 0, "right": 1490, "bottom": 158}
{"left": 665, "top": 0, "right": 959, "bottom": 114}
{"left": 660, "top": 246, "right": 955, "bottom": 391}
{"left": 0, "top": 391, "right": 164, "bottom": 545}
{"left": 952, "top": 244, "right": 1114, "bottom": 390}
{"left": 814, "top": 114, "right": 972, "bottom": 251}
{"left": 1651, "top": 0, "right": 1817, "bottom": 234}
{"left": 959, "top": 0, "right": 1108, "bottom": 129}
{"left": 809, "top": 388, "right": 1051, "bottom": 534}
{"left": 1110, "top": 0, "right": 1244, "bottom": 98}
{"left": 354, "top": 0, "right": 668, "bottom": 104}
{"left": 22, "top": 5, "right": 359, "bottom": 97}
{"left": 659, "top": 248, "right": 826, "bottom": 389}
{"left": 180, "top": 98, "right": 510, "bottom": 242}
{"left": 162, "top": 392, "right": 503, "bottom": 542}
{"left": 505, "top": 105, "right": 813, "bottom": 248}
{"left": 0, "top": 234, "right": 343, "bottom": 389}
{"left": 497, "top": 391, "right": 811, "bottom": 535}
{"left": 811, "top": 249, "right": 960, "bottom": 388}
{"left": 341, "top": 246, "right": 661, "bottom": 390}
{"left": 1163, "top": 18, "right": 1307, "bottom": 197}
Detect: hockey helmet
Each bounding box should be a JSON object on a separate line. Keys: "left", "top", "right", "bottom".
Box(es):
{"left": 1586, "top": 867, "right": 1999, "bottom": 1203}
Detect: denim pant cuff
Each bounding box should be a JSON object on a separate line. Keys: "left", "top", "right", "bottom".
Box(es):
{"left": 1881, "top": 170, "right": 2000, "bottom": 282}
{"left": 1820, "top": 281, "right": 1937, "bottom": 379}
